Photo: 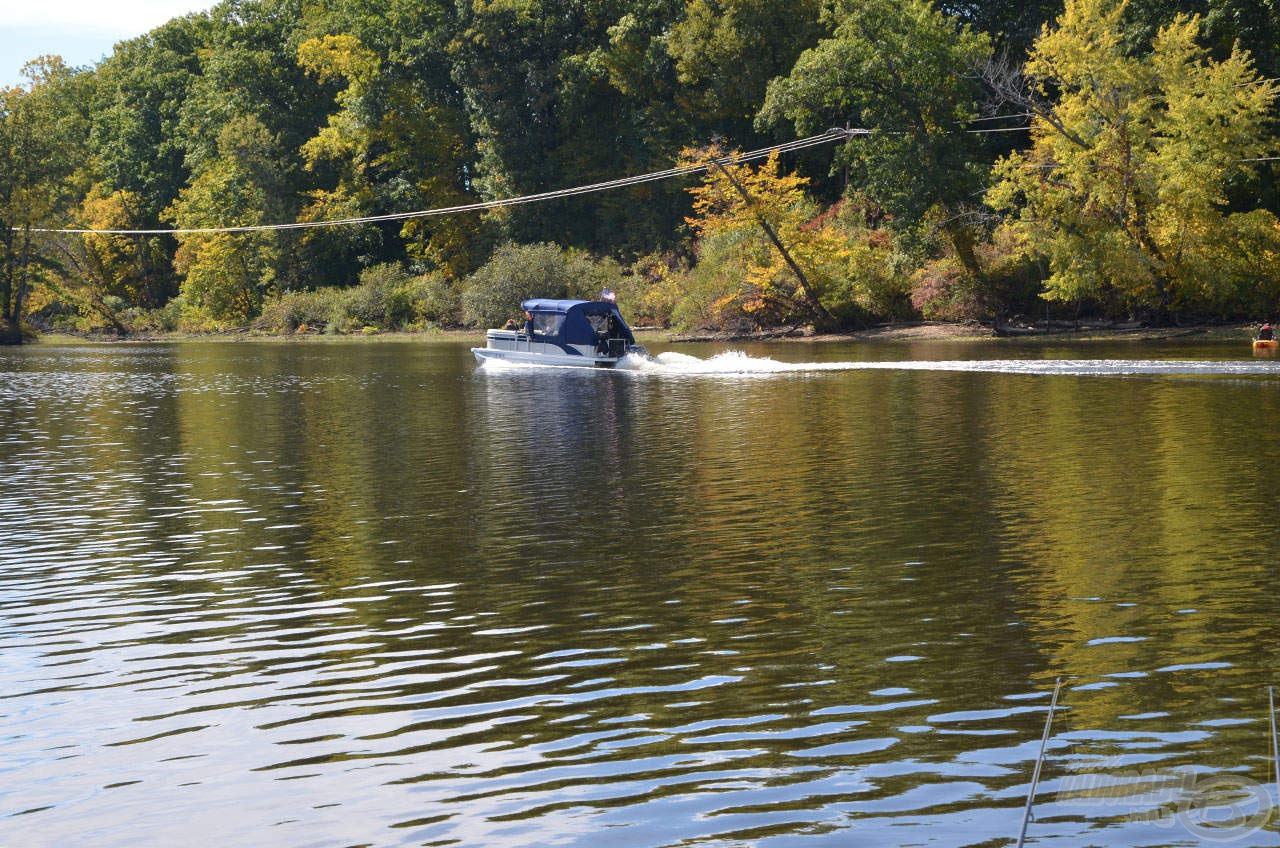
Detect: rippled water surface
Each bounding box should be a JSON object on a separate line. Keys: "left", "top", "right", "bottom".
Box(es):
{"left": 4, "top": 337, "right": 1280, "bottom": 847}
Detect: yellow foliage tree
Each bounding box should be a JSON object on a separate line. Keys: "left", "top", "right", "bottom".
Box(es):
{"left": 987, "top": 0, "right": 1280, "bottom": 316}
{"left": 680, "top": 147, "right": 906, "bottom": 329}
{"left": 682, "top": 147, "right": 826, "bottom": 326}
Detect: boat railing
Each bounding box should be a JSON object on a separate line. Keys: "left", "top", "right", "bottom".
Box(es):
{"left": 486, "top": 328, "right": 534, "bottom": 352}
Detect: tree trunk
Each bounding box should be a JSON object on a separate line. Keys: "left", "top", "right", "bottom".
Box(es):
{"left": 1, "top": 228, "right": 32, "bottom": 344}
{"left": 710, "top": 160, "right": 834, "bottom": 327}
{"left": 0, "top": 224, "right": 13, "bottom": 344}
{"left": 946, "top": 221, "right": 983, "bottom": 279}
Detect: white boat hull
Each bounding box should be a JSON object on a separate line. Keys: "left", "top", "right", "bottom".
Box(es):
{"left": 471, "top": 346, "right": 631, "bottom": 368}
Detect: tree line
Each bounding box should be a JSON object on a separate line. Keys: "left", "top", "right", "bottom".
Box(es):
{"left": 1, "top": 0, "right": 1278, "bottom": 342}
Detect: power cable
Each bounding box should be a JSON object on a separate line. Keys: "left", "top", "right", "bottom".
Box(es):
{"left": 25, "top": 129, "right": 864, "bottom": 237}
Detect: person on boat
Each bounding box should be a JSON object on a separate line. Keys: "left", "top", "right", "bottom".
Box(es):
{"left": 523, "top": 311, "right": 533, "bottom": 334}
{"left": 1260, "top": 323, "right": 1274, "bottom": 341}
{"left": 502, "top": 318, "right": 519, "bottom": 331}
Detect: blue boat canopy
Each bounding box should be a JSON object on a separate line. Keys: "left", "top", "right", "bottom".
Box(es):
{"left": 521, "top": 299, "right": 636, "bottom": 347}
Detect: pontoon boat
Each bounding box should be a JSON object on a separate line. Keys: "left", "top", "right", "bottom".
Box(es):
{"left": 472, "top": 299, "right": 649, "bottom": 368}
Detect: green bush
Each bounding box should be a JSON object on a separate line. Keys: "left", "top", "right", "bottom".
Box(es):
{"left": 400, "top": 272, "right": 460, "bottom": 326}
{"left": 331, "top": 263, "right": 410, "bottom": 331}
{"left": 256, "top": 290, "right": 337, "bottom": 333}
{"left": 615, "top": 252, "right": 686, "bottom": 328}
{"left": 813, "top": 229, "right": 913, "bottom": 327}
{"left": 145, "top": 297, "right": 187, "bottom": 332}
{"left": 118, "top": 296, "right": 190, "bottom": 334}
{"left": 254, "top": 264, "right": 464, "bottom": 333}
{"left": 459, "top": 242, "right": 621, "bottom": 328}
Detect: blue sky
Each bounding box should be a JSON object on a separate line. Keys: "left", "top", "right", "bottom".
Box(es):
{"left": 1, "top": 1, "right": 219, "bottom": 87}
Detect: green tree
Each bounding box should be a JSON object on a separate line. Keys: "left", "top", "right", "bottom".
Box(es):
{"left": 0, "top": 59, "right": 93, "bottom": 343}
{"left": 91, "top": 17, "right": 207, "bottom": 217}
{"left": 986, "top": 0, "right": 1280, "bottom": 317}
{"left": 175, "top": 0, "right": 334, "bottom": 295}
{"left": 296, "top": 28, "right": 479, "bottom": 280}
{"left": 758, "top": 0, "right": 993, "bottom": 275}
{"left": 166, "top": 117, "right": 285, "bottom": 322}
{"left": 940, "top": 0, "right": 1064, "bottom": 58}
{"left": 308, "top": 0, "right": 483, "bottom": 275}
{"left": 1123, "top": 0, "right": 1280, "bottom": 80}
{"left": 459, "top": 242, "right": 620, "bottom": 327}
{"left": 86, "top": 17, "right": 209, "bottom": 307}
{"left": 451, "top": 0, "right": 707, "bottom": 256}
{"left": 666, "top": 0, "right": 823, "bottom": 130}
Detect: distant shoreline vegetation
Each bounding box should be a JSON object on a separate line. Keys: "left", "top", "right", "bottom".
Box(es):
{"left": 3, "top": 0, "right": 1280, "bottom": 345}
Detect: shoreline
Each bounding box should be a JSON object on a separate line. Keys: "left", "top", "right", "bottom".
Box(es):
{"left": 26, "top": 321, "right": 1259, "bottom": 346}
{"left": 667, "top": 321, "right": 1256, "bottom": 343}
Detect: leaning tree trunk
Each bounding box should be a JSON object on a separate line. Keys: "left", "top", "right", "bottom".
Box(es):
{"left": 709, "top": 160, "right": 834, "bottom": 327}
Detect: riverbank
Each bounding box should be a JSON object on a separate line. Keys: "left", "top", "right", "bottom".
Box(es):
{"left": 26, "top": 320, "right": 1260, "bottom": 346}
{"left": 667, "top": 321, "right": 1258, "bottom": 344}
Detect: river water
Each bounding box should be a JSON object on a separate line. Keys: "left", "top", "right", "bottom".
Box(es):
{"left": 3, "top": 337, "right": 1280, "bottom": 847}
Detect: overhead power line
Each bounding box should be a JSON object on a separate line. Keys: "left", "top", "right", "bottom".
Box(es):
{"left": 25, "top": 129, "right": 868, "bottom": 237}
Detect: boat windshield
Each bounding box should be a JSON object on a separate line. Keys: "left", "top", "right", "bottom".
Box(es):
{"left": 532, "top": 313, "right": 564, "bottom": 337}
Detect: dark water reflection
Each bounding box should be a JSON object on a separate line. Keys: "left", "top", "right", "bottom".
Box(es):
{"left": 3, "top": 338, "right": 1280, "bottom": 846}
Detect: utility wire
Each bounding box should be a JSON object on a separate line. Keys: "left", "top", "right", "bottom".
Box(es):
{"left": 25, "top": 112, "right": 1275, "bottom": 236}
{"left": 26, "top": 129, "right": 865, "bottom": 237}
{"left": 969, "top": 112, "right": 1034, "bottom": 122}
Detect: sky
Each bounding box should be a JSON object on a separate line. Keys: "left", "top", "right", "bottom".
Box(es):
{"left": 0, "top": 0, "right": 220, "bottom": 87}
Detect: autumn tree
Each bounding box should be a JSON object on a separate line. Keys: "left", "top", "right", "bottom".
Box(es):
{"left": 678, "top": 147, "right": 905, "bottom": 329}
{"left": 986, "top": 0, "right": 1280, "bottom": 317}
{"left": 38, "top": 189, "right": 172, "bottom": 333}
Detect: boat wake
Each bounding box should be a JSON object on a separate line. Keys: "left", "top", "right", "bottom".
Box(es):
{"left": 477, "top": 349, "right": 1280, "bottom": 377}
{"left": 611, "top": 351, "right": 1280, "bottom": 377}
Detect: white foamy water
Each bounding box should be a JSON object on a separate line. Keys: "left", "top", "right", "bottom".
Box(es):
{"left": 488, "top": 350, "right": 1280, "bottom": 377}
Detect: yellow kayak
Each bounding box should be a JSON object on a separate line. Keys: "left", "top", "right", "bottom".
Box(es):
{"left": 1254, "top": 338, "right": 1278, "bottom": 352}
